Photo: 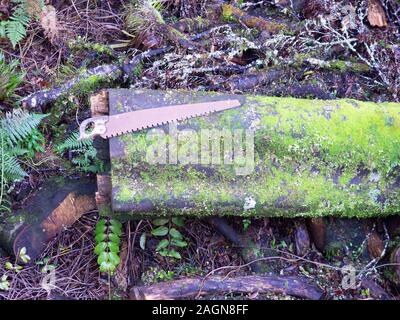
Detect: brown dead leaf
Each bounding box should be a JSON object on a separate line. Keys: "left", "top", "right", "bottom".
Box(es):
{"left": 368, "top": 0, "right": 387, "bottom": 28}
{"left": 40, "top": 5, "right": 59, "bottom": 43}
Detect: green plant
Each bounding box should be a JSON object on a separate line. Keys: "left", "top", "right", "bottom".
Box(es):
{"left": 0, "top": 0, "right": 45, "bottom": 48}
{"left": 56, "top": 131, "right": 103, "bottom": 173}
{"left": 0, "top": 0, "right": 39, "bottom": 48}
{"left": 0, "top": 275, "right": 10, "bottom": 291}
{"left": 0, "top": 52, "right": 25, "bottom": 102}
{"left": 94, "top": 218, "right": 122, "bottom": 274}
{"left": 0, "top": 109, "right": 47, "bottom": 211}
{"left": 125, "top": 0, "right": 164, "bottom": 35}
{"left": 242, "top": 218, "right": 251, "bottom": 231}
{"left": 18, "top": 128, "right": 45, "bottom": 158}
{"left": 141, "top": 266, "right": 175, "bottom": 285}
{"left": 117, "top": 0, "right": 165, "bottom": 48}
{"left": 143, "top": 217, "right": 188, "bottom": 259}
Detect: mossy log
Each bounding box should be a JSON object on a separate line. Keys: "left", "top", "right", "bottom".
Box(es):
{"left": 130, "top": 275, "right": 324, "bottom": 300}
{"left": 106, "top": 89, "right": 400, "bottom": 219}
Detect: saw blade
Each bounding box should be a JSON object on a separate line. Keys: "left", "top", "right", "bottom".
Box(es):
{"left": 79, "top": 99, "right": 241, "bottom": 140}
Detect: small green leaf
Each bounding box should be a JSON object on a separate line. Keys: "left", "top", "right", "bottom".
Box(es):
{"left": 0, "top": 275, "right": 9, "bottom": 291}
{"left": 95, "top": 233, "right": 107, "bottom": 243}
{"left": 108, "top": 252, "right": 121, "bottom": 266}
{"left": 169, "top": 228, "right": 183, "bottom": 239}
{"left": 5, "top": 262, "right": 13, "bottom": 270}
{"left": 109, "top": 219, "right": 122, "bottom": 229}
{"left": 167, "top": 250, "right": 181, "bottom": 259}
{"left": 94, "top": 242, "right": 107, "bottom": 255}
{"left": 158, "top": 249, "right": 169, "bottom": 257}
{"left": 110, "top": 225, "right": 122, "bottom": 236}
{"left": 19, "top": 247, "right": 30, "bottom": 264}
{"left": 156, "top": 239, "right": 169, "bottom": 251}
{"left": 172, "top": 217, "right": 184, "bottom": 227}
{"left": 96, "top": 219, "right": 107, "bottom": 227}
{"left": 41, "top": 265, "right": 56, "bottom": 273}
{"left": 107, "top": 242, "right": 120, "bottom": 254}
{"left": 109, "top": 233, "right": 120, "bottom": 245}
{"left": 151, "top": 226, "right": 169, "bottom": 236}
{"left": 97, "top": 252, "right": 108, "bottom": 265}
{"left": 95, "top": 225, "right": 107, "bottom": 235}
{"left": 171, "top": 239, "right": 187, "bottom": 248}
{"left": 153, "top": 218, "right": 169, "bottom": 226}
{"left": 99, "top": 261, "right": 116, "bottom": 273}
{"left": 140, "top": 233, "right": 146, "bottom": 250}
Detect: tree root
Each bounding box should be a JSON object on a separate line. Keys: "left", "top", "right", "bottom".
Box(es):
{"left": 207, "top": 217, "right": 265, "bottom": 273}
{"left": 130, "top": 275, "right": 324, "bottom": 300}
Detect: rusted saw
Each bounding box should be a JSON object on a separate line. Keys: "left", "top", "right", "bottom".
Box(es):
{"left": 79, "top": 99, "right": 241, "bottom": 140}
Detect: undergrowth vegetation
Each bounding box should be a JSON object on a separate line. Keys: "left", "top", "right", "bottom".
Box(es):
{"left": 0, "top": 0, "right": 43, "bottom": 48}
{"left": 0, "top": 52, "right": 46, "bottom": 212}
{"left": 56, "top": 131, "right": 103, "bottom": 173}
{"left": 0, "top": 109, "right": 47, "bottom": 212}
{"left": 0, "top": 52, "right": 24, "bottom": 103}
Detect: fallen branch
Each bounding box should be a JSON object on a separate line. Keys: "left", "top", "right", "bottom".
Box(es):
{"left": 22, "top": 64, "right": 121, "bottom": 111}
{"left": 221, "top": 4, "right": 287, "bottom": 34}
{"left": 130, "top": 275, "right": 324, "bottom": 300}
{"left": 22, "top": 47, "right": 171, "bottom": 111}
{"left": 290, "top": 55, "right": 370, "bottom": 73}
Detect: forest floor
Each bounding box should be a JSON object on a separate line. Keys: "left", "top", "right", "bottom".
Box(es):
{"left": 0, "top": 0, "right": 400, "bottom": 300}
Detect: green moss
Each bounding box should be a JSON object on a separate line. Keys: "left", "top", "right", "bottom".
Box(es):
{"left": 330, "top": 60, "right": 347, "bottom": 72}
{"left": 72, "top": 74, "right": 109, "bottom": 97}
{"left": 115, "top": 181, "right": 136, "bottom": 203}
{"left": 221, "top": 4, "right": 236, "bottom": 22}
{"left": 68, "top": 38, "right": 114, "bottom": 57}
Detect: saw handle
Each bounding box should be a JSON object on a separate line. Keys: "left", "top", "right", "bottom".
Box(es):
{"left": 78, "top": 116, "right": 109, "bottom": 140}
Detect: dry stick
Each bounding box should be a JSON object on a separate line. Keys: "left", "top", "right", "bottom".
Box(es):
{"left": 130, "top": 274, "right": 324, "bottom": 300}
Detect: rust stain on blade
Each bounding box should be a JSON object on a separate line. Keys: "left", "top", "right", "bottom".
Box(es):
{"left": 102, "top": 99, "right": 241, "bottom": 138}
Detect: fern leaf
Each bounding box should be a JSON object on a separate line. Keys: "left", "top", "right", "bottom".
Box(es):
{"left": 6, "top": 20, "right": 27, "bottom": 48}
{"left": 0, "top": 22, "right": 6, "bottom": 38}
{"left": 56, "top": 131, "right": 93, "bottom": 153}
{"left": 0, "top": 109, "right": 47, "bottom": 145}
{"left": 2, "top": 0, "right": 32, "bottom": 47}
{"left": 3, "top": 151, "right": 26, "bottom": 182}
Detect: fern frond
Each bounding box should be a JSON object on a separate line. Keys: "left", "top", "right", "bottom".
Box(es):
{"left": 0, "top": 109, "right": 47, "bottom": 145}
{"left": 6, "top": 2, "right": 31, "bottom": 47}
{"left": 0, "top": 0, "right": 43, "bottom": 47}
{"left": 0, "top": 52, "right": 25, "bottom": 102}
{"left": 0, "top": 21, "right": 6, "bottom": 38}
{"left": 56, "top": 131, "right": 93, "bottom": 153}
{"left": 3, "top": 151, "right": 26, "bottom": 181}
